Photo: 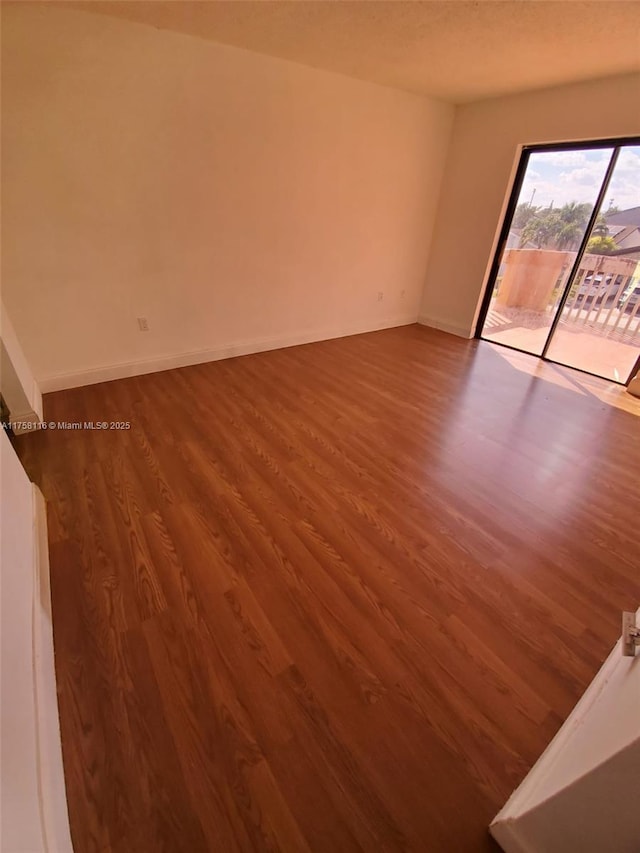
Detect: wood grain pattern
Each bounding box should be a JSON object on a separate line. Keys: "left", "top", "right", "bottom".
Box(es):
{"left": 16, "top": 325, "right": 640, "bottom": 852}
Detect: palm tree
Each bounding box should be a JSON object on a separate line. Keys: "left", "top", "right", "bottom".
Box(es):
{"left": 513, "top": 202, "right": 540, "bottom": 229}
{"left": 557, "top": 201, "right": 592, "bottom": 226}
{"left": 520, "top": 213, "right": 559, "bottom": 249}
{"left": 592, "top": 214, "right": 610, "bottom": 238}
{"left": 556, "top": 222, "right": 584, "bottom": 250}
{"left": 557, "top": 202, "right": 591, "bottom": 248}
{"left": 518, "top": 201, "right": 598, "bottom": 251}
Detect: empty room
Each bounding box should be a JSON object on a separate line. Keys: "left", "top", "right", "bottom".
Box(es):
{"left": 2, "top": 2, "right": 640, "bottom": 852}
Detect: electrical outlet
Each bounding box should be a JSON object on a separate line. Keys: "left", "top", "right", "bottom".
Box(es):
{"left": 137, "top": 317, "right": 149, "bottom": 332}
{"left": 377, "top": 291, "right": 384, "bottom": 302}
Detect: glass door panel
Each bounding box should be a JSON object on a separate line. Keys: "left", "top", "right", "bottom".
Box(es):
{"left": 480, "top": 147, "right": 613, "bottom": 355}
{"left": 545, "top": 146, "right": 640, "bottom": 383}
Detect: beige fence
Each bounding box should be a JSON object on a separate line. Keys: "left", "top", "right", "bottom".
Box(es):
{"left": 495, "top": 249, "right": 640, "bottom": 344}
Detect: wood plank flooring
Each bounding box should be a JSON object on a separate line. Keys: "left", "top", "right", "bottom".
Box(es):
{"left": 16, "top": 324, "right": 640, "bottom": 852}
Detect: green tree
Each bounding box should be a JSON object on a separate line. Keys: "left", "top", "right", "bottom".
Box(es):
{"left": 520, "top": 212, "right": 560, "bottom": 248}
{"left": 519, "top": 201, "right": 594, "bottom": 251}
{"left": 555, "top": 202, "right": 592, "bottom": 249}
{"left": 513, "top": 202, "right": 540, "bottom": 229}
{"left": 592, "top": 214, "right": 610, "bottom": 238}
{"left": 586, "top": 235, "right": 617, "bottom": 254}
{"left": 556, "top": 222, "right": 584, "bottom": 250}
{"left": 557, "top": 201, "right": 592, "bottom": 226}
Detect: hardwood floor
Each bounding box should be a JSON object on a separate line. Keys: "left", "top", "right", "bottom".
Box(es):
{"left": 16, "top": 324, "right": 640, "bottom": 852}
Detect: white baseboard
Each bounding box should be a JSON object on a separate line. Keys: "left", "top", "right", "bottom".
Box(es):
{"left": 9, "top": 408, "right": 42, "bottom": 435}
{"left": 417, "top": 315, "right": 474, "bottom": 339}
{"left": 38, "top": 315, "right": 418, "bottom": 392}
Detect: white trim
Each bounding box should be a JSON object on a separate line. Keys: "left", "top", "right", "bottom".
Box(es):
{"left": 38, "top": 315, "right": 418, "bottom": 392}
{"left": 490, "top": 610, "right": 640, "bottom": 851}
{"left": 10, "top": 408, "right": 42, "bottom": 435}
{"left": 32, "top": 486, "right": 74, "bottom": 853}
{"left": 1, "top": 302, "right": 44, "bottom": 421}
{"left": 471, "top": 143, "right": 525, "bottom": 332}
{"left": 417, "top": 315, "right": 474, "bottom": 339}
{"left": 490, "top": 638, "right": 620, "bottom": 833}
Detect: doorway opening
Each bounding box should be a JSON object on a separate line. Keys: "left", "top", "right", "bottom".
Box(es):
{"left": 476, "top": 137, "right": 640, "bottom": 385}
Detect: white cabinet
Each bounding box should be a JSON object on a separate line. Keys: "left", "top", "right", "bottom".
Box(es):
{"left": 0, "top": 429, "right": 73, "bottom": 852}
{"left": 491, "top": 613, "right": 640, "bottom": 852}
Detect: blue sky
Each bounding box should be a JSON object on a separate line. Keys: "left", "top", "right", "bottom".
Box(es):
{"left": 518, "top": 146, "right": 640, "bottom": 212}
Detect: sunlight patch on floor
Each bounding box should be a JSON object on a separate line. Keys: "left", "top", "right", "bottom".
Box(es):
{"left": 485, "top": 342, "right": 640, "bottom": 416}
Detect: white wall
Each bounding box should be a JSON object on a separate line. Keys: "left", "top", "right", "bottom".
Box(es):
{"left": 420, "top": 73, "right": 640, "bottom": 337}
{"left": 491, "top": 617, "right": 640, "bottom": 853}
{"left": 1, "top": 4, "right": 453, "bottom": 391}
{"left": 0, "top": 428, "right": 47, "bottom": 853}
{"left": 0, "top": 334, "right": 72, "bottom": 851}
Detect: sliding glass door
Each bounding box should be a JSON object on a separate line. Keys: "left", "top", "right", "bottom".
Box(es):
{"left": 477, "top": 138, "right": 640, "bottom": 384}
{"left": 545, "top": 145, "right": 640, "bottom": 382}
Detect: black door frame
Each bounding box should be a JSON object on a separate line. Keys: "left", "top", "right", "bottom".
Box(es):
{"left": 474, "top": 135, "right": 640, "bottom": 386}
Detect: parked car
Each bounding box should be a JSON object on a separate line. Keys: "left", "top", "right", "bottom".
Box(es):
{"left": 574, "top": 274, "right": 611, "bottom": 303}
{"left": 575, "top": 273, "right": 628, "bottom": 306}
{"left": 618, "top": 284, "right": 640, "bottom": 314}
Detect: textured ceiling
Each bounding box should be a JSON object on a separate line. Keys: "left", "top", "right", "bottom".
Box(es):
{"left": 60, "top": 1, "right": 640, "bottom": 103}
